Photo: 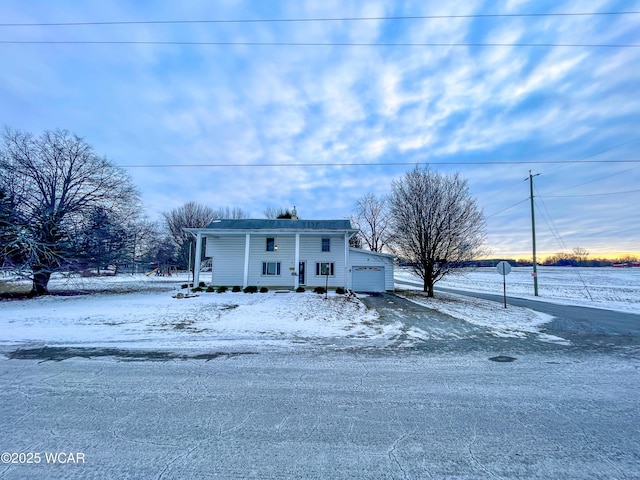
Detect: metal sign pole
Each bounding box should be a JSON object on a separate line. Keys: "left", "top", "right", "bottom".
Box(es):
{"left": 503, "top": 273, "right": 507, "bottom": 308}
{"left": 496, "top": 261, "right": 511, "bottom": 309}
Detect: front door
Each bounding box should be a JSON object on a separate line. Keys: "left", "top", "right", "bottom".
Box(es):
{"left": 298, "top": 262, "right": 306, "bottom": 285}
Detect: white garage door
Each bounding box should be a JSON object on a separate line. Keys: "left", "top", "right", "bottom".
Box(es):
{"left": 352, "top": 266, "right": 385, "bottom": 292}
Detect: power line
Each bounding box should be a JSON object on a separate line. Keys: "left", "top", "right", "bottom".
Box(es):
{"left": 542, "top": 188, "right": 640, "bottom": 197}
{"left": 1, "top": 40, "right": 638, "bottom": 48}
{"left": 1, "top": 11, "right": 638, "bottom": 27}
{"left": 543, "top": 165, "right": 640, "bottom": 195}
{"left": 117, "top": 159, "right": 640, "bottom": 168}
{"left": 485, "top": 198, "right": 529, "bottom": 218}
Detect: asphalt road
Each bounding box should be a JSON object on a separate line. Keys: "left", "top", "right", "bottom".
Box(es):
{"left": 1, "top": 350, "right": 639, "bottom": 479}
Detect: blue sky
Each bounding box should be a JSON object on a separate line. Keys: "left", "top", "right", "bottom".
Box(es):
{"left": 1, "top": 0, "right": 638, "bottom": 259}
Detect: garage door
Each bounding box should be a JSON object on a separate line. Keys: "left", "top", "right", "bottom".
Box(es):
{"left": 352, "top": 266, "right": 385, "bottom": 292}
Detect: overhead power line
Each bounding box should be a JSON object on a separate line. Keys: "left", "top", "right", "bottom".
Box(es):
{"left": 118, "top": 159, "right": 640, "bottom": 168}
{"left": 542, "top": 188, "right": 640, "bottom": 197}
{"left": 1, "top": 11, "right": 638, "bottom": 27}
{"left": 1, "top": 40, "right": 638, "bottom": 48}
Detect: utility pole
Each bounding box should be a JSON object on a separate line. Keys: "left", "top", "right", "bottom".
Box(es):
{"left": 528, "top": 170, "right": 540, "bottom": 296}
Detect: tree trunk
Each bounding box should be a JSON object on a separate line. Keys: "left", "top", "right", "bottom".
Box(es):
{"left": 423, "top": 277, "right": 435, "bottom": 297}
{"left": 30, "top": 269, "right": 51, "bottom": 296}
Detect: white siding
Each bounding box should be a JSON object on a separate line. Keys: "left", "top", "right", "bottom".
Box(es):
{"left": 247, "top": 235, "right": 296, "bottom": 287}
{"left": 298, "top": 234, "right": 346, "bottom": 288}
{"left": 348, "top": 249, "right": 395, "bottom": 291}
{"left": 204, "top": 232, "right": 352, "bottom": 289}
{"left": 206, "top": 235, "right": 245, "bottom": 286}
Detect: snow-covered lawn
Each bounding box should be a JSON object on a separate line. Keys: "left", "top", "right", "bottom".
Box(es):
{"left": 1, "top": 266, "right": 636, "bottom": 351}
{"left": 0, "top": 274, "right": 399, "bottom": 350}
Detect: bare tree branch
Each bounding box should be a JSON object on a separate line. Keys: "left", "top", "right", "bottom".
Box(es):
{"left": 1, "top": 128, "right": 140, "bottom": 295}
{"left": 389, "top": 166, "right": 487, "bottom": 297}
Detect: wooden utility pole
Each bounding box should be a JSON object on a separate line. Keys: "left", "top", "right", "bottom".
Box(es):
{"left": 529, "top": 170, "right": 540, "bottom": 296}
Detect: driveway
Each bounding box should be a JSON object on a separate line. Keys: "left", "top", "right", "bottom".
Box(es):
{"left": 362, "top": 282, "right": 640, "bottom": 350}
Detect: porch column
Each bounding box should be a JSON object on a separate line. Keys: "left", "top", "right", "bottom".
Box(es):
{"left": 344, "top": 232, "right": 349, "bottom": 289}
{"left": 294, "top": 233, "right": 300, "bottom": 289}
{"left": 193, "top": 232, "right": 203, "bottom": 287}
{"left": 243, "top": 234, "right": 250, "bottom": 288}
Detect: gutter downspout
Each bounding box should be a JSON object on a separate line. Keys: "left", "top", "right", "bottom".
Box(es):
{"left": 243, "top": 233, "right": 250, "bottom": 288}
{"left": 294, "top": 233, "right": 300, "bottom": 290}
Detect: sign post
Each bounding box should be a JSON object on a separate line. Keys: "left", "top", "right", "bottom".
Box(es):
{"left": 496, "top": 261, "right": 512, "bottom": 308}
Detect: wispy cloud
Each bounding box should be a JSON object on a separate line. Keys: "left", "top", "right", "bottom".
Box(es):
{"left": 1, "top": 0, "right": 638, "bottom": 255}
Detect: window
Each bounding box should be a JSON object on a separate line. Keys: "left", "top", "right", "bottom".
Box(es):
{"left": 321, "top": 238, "right": 330, "bottom": 252}
{"left": 315, "top": 262, "right": 334, "bottom": 276}
{"left": 262, "top": 262, "right": 281, "bottom": 276}
{"left": 266, "top": 238, "right": 275, "bottom": 252}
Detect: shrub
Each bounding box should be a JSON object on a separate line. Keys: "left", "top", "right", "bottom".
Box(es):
{"left": 181, "top": 283, "right": 189, "bottom": 289}
{"left": 336, "top": 287, "right": 345, "bottom": 295}
{"left": 259, "top": 287, "right": 268, "bottom": 293}
{"left": 198, "top": 281, "right": 206, "bottom": 288}
{"left": 205, "top": 286, "right": 216, "bottom": 293}
{"left": 232, "top": 286, "right": 242, "bottom": 292}
{"left": 295, "top": 287, "right": 306, "bottom": 293}
{"left": 313, "top": 286, "right": 326, "bottom": 294}
{"left": 191, "top": 287, "right": 204, "bottom": 293}
{"left": 217, "top": 286, "right": 228, "bottom": 293}
{"left": 243, "top": 286, "right": 258, "bottom": 294}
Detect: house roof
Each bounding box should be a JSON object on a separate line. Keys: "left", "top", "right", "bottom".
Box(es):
{"left": 184, "top": 219, "right": 357, "bottom": 236}
{"left": 349, "top": 247, "right": 396, "bottom": 259}
{"left": 202, "top": 219, "right": 354, "bottom": 231}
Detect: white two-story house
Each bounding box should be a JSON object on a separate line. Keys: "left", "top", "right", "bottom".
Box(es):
{"left": 184, "top": 217, "right": 394, "bottom": 292}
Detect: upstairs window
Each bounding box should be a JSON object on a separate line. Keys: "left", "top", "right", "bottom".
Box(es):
{"left": 266, "top": 238, "right": 275, "bottom": 252}
{"left": 321, "top": 238, "right": 330, "bottom": 252}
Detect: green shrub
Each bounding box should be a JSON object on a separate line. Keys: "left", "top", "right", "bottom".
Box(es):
{"left": 259, "top": 287, "right": 268, "bottom": 293}
{"left": 295, "top": 287, "right": 305, "bottom": 293}
{"left": 243, "top": 286, "right": 258, "bottom": 294}
{"left": 191, "top": 287, "right": 204, "bottom": 293}
{"left": 232, "top": 286, "right": 242, "bottom": 292}
{"left": 313, "top": 286, "right": 326, "bottom": 294}
{"left": 217, "top": 286, "right": 228, "bottom": 293}
{"left": 336, "top": 287, "right": 345, "bottom": 295}
{"left": 205, "top": 285, "right": 216, "bottom": 292}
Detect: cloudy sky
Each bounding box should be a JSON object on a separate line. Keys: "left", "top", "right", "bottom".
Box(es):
{"left": 1, "top": 0, "right": 638, "bottom": 259}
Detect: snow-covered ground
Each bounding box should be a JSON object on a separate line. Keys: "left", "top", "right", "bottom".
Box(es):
{"left": 1, "top": 267, "right": 636, "bottom": 351}
{"left": 0, "top": 274, "right": 399, "bottom": 351}
{"left": 396, "top": 266, "right": 640, "bottom": 314}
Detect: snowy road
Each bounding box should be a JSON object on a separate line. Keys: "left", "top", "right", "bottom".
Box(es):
{"left": 1, "top": 350, "right": 639, "bottom": 479}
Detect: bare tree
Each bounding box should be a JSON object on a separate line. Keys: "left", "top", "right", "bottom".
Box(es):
{"left": 389, "top": 166, "right": 486, "bottom": 297}
{"left": 162, "top": 202, "right": 248, "bottom": 269}
{"left": 573, "top": 247, "right": 589, "bottom": 265}
{"left": 215, "top": 206, "right": 249, "bottom": 220}
{"left": 163, "top": 202, "right": 217, "bottom": 268}
{"left": 352, "top": 192, "right": 391, "bottom": 252}
{"left": 1, "top": 128, "right": 140, "bottom": 295}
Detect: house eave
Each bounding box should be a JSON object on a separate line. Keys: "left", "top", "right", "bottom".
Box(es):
{"left": 184, "top": 227, "right": 358, "bottom": 236}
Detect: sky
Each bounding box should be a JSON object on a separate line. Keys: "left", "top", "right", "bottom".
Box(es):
{"left": 1, "top": 0, "right": 638, "bottom": 260}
